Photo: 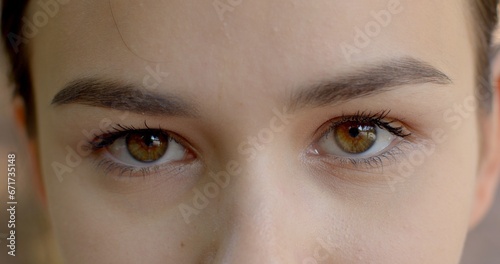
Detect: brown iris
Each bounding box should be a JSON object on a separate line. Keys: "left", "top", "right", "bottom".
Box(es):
{"left": 333, "top": 121, "right": 377, "bottom": 154}
{"left": 126, "top": 131, "right": 169, "bottom": 162}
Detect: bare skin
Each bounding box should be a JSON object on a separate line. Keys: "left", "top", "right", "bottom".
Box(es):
{"left": 18, "top": 0, "right": 500, "bottom": 263}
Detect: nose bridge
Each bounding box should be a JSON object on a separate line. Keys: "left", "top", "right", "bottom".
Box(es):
{"left": 213, "top": 155, "right": 299, "bottom": 263}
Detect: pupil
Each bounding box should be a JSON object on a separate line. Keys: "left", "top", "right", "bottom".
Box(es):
{"left": 126, "top": 131, "right": 169, "bottom": 163}
{"left": 142, "top": 135, "right": 160, "bottom": 147}
{"left": 348, "top": 127, "right": 360, "bottom": 138}
{"left": 144, "top": 136, "right": 155, "bottom": 147}
{"left": 333, "top": 122, "right": 377, "bottom": 154}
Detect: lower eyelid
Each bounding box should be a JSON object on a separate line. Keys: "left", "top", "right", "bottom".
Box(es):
{"left": 307, "top": 139, "right": 416, "bottom": 173}
{"left": 87, "top": 157, "right": 204, "bottom": 195}
{"left": 92, "top": 155, "right": 197, "bottom": 180}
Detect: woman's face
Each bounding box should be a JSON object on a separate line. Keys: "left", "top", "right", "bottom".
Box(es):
{"left": 27, "top": 0, "right": 498, "bottom": 263}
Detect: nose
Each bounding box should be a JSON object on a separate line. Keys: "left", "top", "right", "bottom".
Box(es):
{"left": 210, "top": 155, "right": 309, "bottom": 264}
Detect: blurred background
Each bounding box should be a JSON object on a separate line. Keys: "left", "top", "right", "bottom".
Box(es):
{"left": 0, "top": 7, "right": 500, "bottom": 264}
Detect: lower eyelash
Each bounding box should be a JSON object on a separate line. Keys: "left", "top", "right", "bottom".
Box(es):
{"left": 88, "top": 122, "right": 169, "bottom": 151}
{"left": 334, "top": 144, "right": 406, "bottom": 170}
{"left": 317, "top": 139, "right": 417, "bottom": 176}
{"left": 86, "top": 122, "right": 185, "bottom": 179}
{"left": 94, "top": 158, "right": 161, "bottom": 178}
{"left": 316, "top": 110, "right": 415, "bottom": 171}
{"left": 91, "top": 112, "right": 408, "bottom": 177}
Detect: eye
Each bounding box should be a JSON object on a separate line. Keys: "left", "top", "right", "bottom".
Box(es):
{"left": 333, "top": 121, "right": 378, "bottom": 154}
{"left": 95, "top": 129, "right": 194, "bottom": 167}
{"left": 312, "top": 111, "right": 408, "bottom": 159}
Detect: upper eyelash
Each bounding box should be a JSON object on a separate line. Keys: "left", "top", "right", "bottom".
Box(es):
{"left": 91, "top": 111, "right": 408, "bottom": 153}
{"left": 89, "top": 111, "right": 408, "bottom": 175}
{"left": 88, "top": 122, "right": 170, "bottom": 151}
{"left": 88, "top": 124, "right": 138, "bottom": 149}
{"left": 316, "top": 110, "right": 413, "bottom": 170}
{"left": 323, "top": 110, "right": 411, "bottom": 139}
{"left": 87, "top": 122, "right": 184, "bottom": 178}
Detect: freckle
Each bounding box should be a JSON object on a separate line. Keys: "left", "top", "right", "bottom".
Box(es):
{"left": 181, "top": 242, "right": 185, "bottom": 248}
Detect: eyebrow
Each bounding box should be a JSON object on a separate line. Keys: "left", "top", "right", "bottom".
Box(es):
{"left": 288, "top": 57, "right": 452, "bottom": 110}
{"left": 52, "top": 57, "right": 451, "bottom": 116}
{"left": 51, "top": 78, "right": 199, "bottom": 117}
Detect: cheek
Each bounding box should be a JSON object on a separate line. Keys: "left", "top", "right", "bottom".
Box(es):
{"left": 369, "top": 121, "right": 477, "bottom": 263}
{"left": 40, "top": 160, "right": 203, "bottom": 263}
{"left": 35, "top": 128, "right": 182, "bottom": 263}
{"left": 304, "top": 120, "right": 478, "bottom": 263}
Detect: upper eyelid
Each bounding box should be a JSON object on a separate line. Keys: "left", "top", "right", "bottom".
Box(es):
{"left": 318, "top": 111, "right": 408, "bottom": 138}
{"left": 88, "top": 127, "right": 199, "bottom": 158}
{"left": 312, "top": 111, "right": 384, "bottom": 137}
{"left": 88, "top": 111, "right": 409, "bottom": 155}
{"left": 89, "top": 130, "right": 130, "bottom": 150}
{"left": 89, "top": 128, "right": 167, "bottom": 150}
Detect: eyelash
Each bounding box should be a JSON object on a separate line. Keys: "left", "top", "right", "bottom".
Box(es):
{"left": 87, "top": 123, "right": 187, "bottom": 178}
{"left": 89, "top": 123, "right": 156, "bottom": 149}
{"left": 322, "top": 110, "right": 410, "bottom": 139}
{"left": 87, "top": 110, "right": 411, "bottom": 177}
{"left": 317, "top": 110, "right": 412, "bottom": 170}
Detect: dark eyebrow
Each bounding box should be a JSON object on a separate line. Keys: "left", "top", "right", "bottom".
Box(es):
{"left": 51, "top": 78, "right": 199, "bottom": 117}
{"left": 288, "top": 57, "right": 452, "bottom": 110}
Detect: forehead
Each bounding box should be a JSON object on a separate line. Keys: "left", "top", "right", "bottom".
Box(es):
{"left": 29, "top": 0, "right": 474, "bottom": 106}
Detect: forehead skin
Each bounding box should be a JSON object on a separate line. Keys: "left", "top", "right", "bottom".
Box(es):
{"left": 30, "top": 0, "right": 474, "bottom": 110}
{"left": 29, "top": 0, "right": 480, "bottom": 263}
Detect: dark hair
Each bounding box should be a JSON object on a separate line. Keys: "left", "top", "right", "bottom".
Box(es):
{"left": 1, "top": 0, "right": 499, "bottom": 136}
{"left": 2, "top": 0, "right": 33, "bottom": 134}
{"left": 472, "top": 0, "right": 499, "bottom": 113}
